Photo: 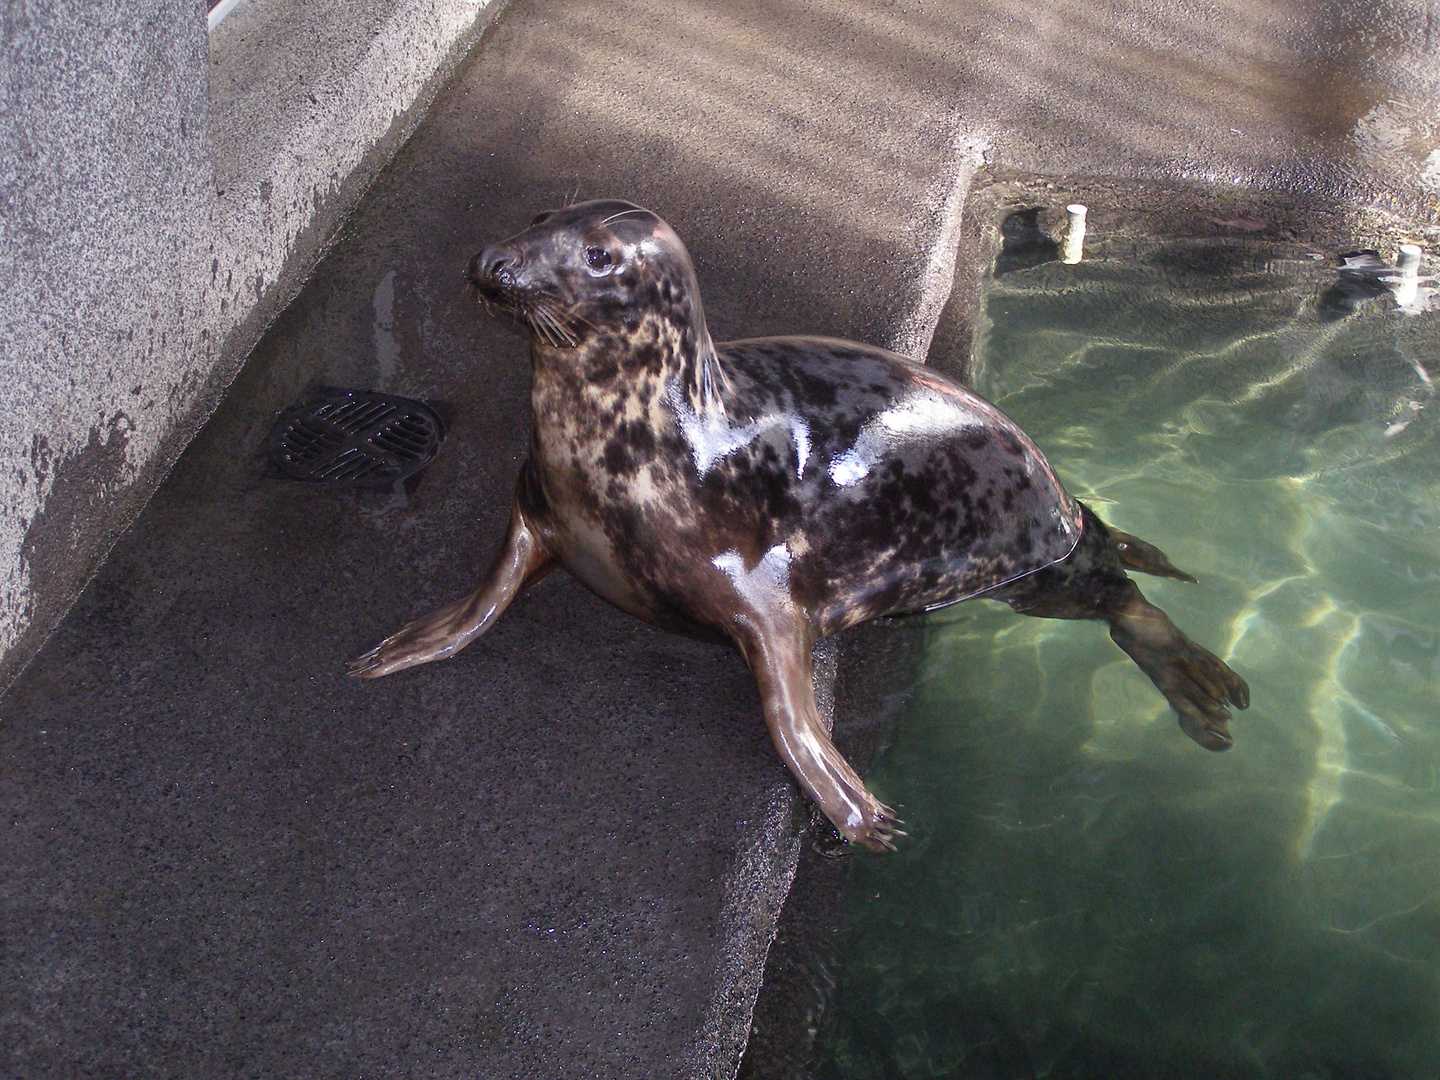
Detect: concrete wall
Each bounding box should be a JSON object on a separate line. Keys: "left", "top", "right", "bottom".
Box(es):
{"left": 0, "top": 0, "right": 505, "bottom": 691}
{"left": 1, "top": 1, "right": 209, "bottom": 690}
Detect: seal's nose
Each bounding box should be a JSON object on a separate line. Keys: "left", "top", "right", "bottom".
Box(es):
{"left": 467, "top": 246, "right": 515, "bottom": 292}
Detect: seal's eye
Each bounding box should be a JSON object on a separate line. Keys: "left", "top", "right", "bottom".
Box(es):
{"left": 530, "top": 211, "right": 553, "bottom": 226}
{"left": 585, "top": 246, "right": 614, "bottom": 271}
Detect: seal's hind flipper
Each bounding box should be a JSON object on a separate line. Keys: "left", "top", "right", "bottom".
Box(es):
{"left": 1107, "top": 592, "right": 1249, "bottom": 750}
{"left": 1109, "top": 529, "right": 1199, "bottom": 584}
{"left": 995, "top": 502, "right": 1248, "bottom": 749}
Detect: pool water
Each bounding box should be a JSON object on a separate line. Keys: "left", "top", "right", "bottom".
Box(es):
{"left": 815, "top": 237, "right": 1440, "bottom": 1078}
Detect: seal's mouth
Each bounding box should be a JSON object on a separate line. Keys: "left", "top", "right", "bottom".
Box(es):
{"left": 465, "top": 247, "right": 584, "bottom": 349}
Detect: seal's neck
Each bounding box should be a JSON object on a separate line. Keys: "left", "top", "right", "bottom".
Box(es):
{"left": 529, "top": 272, "right": 731, "bottom": 417}
{"left": 675, "top": 298, "right": 729, "bottom": 416}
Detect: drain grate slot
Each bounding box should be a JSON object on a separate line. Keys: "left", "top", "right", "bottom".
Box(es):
{"left": 266, "top": 389, "right": 444, "bottom": 489}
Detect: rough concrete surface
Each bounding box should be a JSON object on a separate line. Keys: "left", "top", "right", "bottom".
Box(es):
{"left": 6, "top": 0, "right": 1440, "bottom": 1076}
{"left": 0, "top": 0, "right": 504, "bottom": 695}
{"left": 1, "top": 2, "right": 979, "bottom": 1075}
{"left": 0, "top": 0, "right": 212, "bottom": 691}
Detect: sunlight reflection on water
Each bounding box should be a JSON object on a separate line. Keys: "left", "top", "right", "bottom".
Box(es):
{"left": 820, "top": 239, "right": 1440, "bottom": 1079}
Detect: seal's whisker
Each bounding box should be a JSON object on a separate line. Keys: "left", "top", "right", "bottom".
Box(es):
{"left": 543, "top": 316, "right": 570, "bottom": 347}
{"left": 601, "top": 208, "right": 649, "bottom": 225}
{"left": 529, "top": 296, "right": 581, "bottom": 347}
{"left": 533, "top": 292, "right": 589, "bottom": 342}
{"left": 559, "top": 303, "right": 599, "bottom": 333}
{"left": 547, "top": 312, "right": 579, "bottom": 347}
{"left": 524, "top": 301, "right": 554, "bottom": 342}
{"left": 529, "top": 302, "right": 576, "bottom": 347}
{"left": 528, "top": 306, "right": 558, "bottom": 346}
{"left": 539, "top": 305, "right": 587, "bottom": 342}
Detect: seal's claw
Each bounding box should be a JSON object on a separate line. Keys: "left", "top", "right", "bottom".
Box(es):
{"left": 1178, "top": 708, "right": 1233, "bottom": 751}
{"left": 1224, "top": 664, "right": 1250, "bottom": 710}
{"left": 348, "top": 645, "right": 383, "bottom": 675}
{"left": 348, "top": 639, "right": 403, "bottom": 679}
{"left": 847, "top": 802, "right": 906, "bottom": 853}
{"left": 348, "top": 636, "right": 414, "bottom": 679}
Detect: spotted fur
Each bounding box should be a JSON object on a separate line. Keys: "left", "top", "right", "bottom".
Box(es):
{"left": 353, "top": 200, "right": 1249, "bottom": 852}
{"left": 472, "top": 201, "right": 1083, "bottom": 641}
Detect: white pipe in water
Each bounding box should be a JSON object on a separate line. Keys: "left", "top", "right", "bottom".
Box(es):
{"left": 1393, "top": 243, "right": 1423, "bottom": 309}
{"left": 1398, "top": 243, "right": 1422, "bottom": 278}
{"left": 1062, "top": 203, "right": 1087, "bottom": 265}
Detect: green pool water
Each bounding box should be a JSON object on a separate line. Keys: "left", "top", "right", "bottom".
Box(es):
{"left": 817, "top": 237, "right": 1440, "bottom": 1079}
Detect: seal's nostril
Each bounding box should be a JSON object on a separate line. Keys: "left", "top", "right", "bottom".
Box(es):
{"left": 469, "top": 247, "right": 513, "bottom": 286}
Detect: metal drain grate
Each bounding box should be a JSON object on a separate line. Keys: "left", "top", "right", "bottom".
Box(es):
{"left": 267, "top": 389, "right": 444, "bottom": 488}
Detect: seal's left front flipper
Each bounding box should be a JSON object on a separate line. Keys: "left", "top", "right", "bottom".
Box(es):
{"left": 1109, "top": 529, "right": 1199, "bottom": 584}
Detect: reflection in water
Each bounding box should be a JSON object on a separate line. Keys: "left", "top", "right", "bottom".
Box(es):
{"left": 993, "top": 208, "right": 1060, "bottom": 277}
{"left": 819, "top": 239, "right": 1440, "bottom": 1078}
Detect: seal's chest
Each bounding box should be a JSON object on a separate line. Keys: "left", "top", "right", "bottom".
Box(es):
{"left": 532, "top": 374, "right": 680, "bottom": 484}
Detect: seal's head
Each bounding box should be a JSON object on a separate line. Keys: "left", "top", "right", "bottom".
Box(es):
{"left": 468, "top": 199, "right": 708, "bottom": 355}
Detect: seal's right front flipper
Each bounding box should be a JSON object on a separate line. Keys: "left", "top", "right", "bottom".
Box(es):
{"left": 348, "top": 499, "right": 554, "bottom": 679}
{"left": 734, "top": 610, "right": 902, "bottom": 852}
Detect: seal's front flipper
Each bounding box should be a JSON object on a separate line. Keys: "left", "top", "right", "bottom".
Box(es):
{"left": 733, "top": 611, "right": 902, "bottom": 852}
{"left": 1108, "top": 592, "right": 1249, "bottom": 750}
{"left": 1109, "top": 528, "right": 1199, "bottom": 584}
{"left": 349, "top": 498, "right": 554, "bottom": 679}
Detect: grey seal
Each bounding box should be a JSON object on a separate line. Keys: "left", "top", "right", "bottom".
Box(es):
{"left": 350, "top": 200, "right": 1249, "bottom": 851}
